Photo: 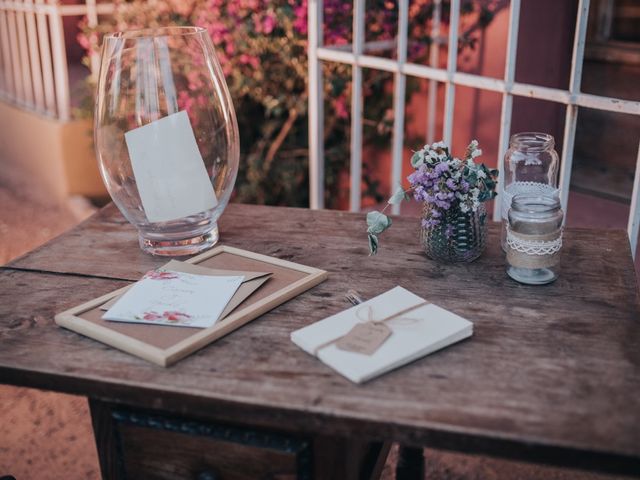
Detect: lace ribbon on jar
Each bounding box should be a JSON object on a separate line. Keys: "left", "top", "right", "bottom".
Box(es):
{"left": 506, "top": 225, "right": 563, "bottom": 269}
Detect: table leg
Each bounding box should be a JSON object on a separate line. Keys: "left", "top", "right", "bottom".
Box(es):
{"left": 89, "top": 399, "right": 122, "bottom": 479}
{"left": 396, "top": 445, "right": 425, "bottom": 480}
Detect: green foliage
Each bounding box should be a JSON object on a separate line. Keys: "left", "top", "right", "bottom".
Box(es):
{"left": 366, "top": 210, "right": 393, "bottom": 255}
{"left": 388, "top": 186, "right": 409, "bottom": 205}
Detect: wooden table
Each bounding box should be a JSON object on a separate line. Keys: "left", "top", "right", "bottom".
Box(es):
{"left": 1, "top": 203, "right": 639, "bottom": 479}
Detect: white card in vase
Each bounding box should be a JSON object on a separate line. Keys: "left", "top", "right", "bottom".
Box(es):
{"left": 124, "top": 110, "right": 218, "bottom": 223}
{"left": 291, "top": 286, "right": 473, "bottom": 383}
{"left": 103, "top": 270, "right": 243, "bottom": 328}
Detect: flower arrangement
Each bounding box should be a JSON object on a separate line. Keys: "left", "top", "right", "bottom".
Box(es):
{"left": 366, "top": 140, "right": 498, "bottom": 255}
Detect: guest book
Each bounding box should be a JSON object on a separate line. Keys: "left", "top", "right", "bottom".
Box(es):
{"left": 291, "top": 286, "right": 473, "bottom": 383}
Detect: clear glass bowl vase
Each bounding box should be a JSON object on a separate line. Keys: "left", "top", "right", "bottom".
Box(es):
{"left": 420, "top": 203, "right": 488, "bottom": 263}
{"left": 94, "top": 27, "right": 239, "bottom": 256}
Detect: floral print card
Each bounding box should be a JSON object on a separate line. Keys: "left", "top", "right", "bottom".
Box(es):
{"left": 102, "top": 269, "right": 244, "bottom": 328}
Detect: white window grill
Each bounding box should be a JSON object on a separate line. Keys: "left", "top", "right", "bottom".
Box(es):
{"left": 307, "top": 0, "right": 640, "bottom": 257}
{"left": 0, "top": 0, "right": 111, "bottom": 121}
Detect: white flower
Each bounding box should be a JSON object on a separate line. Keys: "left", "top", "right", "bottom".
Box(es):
{"left": 471, "top": 148, "right": 483, "bottom": 158}
{"left": 477, "top": 169, "right": 486, "bottom": 179}
{"left": 432, "top": 141, "right": 447, "bottom": 150}
{"left": 460, "top": 203, "right": 470, "bottom": 213}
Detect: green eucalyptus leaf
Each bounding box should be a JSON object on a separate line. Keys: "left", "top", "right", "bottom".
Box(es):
{"left": 411, "top": 151, "right": 424, "bottom": 168}
{"left": 465, "top": 171, "right": 478, "bottom": 185}
{"left": 366, "top": 210, "right": 392, "bottom": 235}
{"left": 388, "top": 186, "right": 407, "bottom": 205}
{"left": 368, "top": 233, "right": 379, "bottom": 255}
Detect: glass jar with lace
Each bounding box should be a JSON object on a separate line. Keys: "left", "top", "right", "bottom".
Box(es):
{"left": 506, "top": 193, "right": 564, "bottom": 285}
{"left": 501, "top": 133, "right": 559, "bottom": 250}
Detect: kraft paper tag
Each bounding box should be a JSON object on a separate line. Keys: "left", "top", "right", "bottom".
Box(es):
{"left": 335, "top": 322, "right": 392, "bottom": 355}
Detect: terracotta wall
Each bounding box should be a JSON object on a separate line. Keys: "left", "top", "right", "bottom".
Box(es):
{"left": 511, "top": 0, "right": 578, "bottom": 148}
{"left": 0, "top": 102, "right": 106, "bottom": 200}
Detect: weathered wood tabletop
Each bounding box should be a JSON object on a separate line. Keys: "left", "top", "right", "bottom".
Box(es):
{"left": 1, "top": 203, "right": 639, "bottom": 476}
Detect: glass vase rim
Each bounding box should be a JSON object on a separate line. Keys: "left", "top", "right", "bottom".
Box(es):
{"left": 511, "top": 193, "right": 561, "bottom": 214}
{"left": 103, "top": 26, "right": 207, "bottom": 42}
{"left": 509, "top": 132, "right": 555, "bottom": 152}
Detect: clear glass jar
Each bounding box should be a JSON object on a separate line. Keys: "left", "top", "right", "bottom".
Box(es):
{"left": 95, "top": 27, "right": 239, "bottom": 256}
{"left": 506, "top": 194, "right": 564, "bottom": 285}
{"left": 501, "top": 133, "right": 559, "bottom": 249}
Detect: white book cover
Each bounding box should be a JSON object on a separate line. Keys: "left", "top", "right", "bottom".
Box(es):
{"left": 291, "top": 286, "right": 473, "bottom": 383}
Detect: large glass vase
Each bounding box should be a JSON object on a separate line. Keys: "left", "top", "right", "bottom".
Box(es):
{"left": 95, "top": 27, "right": 239, "bottom": 256}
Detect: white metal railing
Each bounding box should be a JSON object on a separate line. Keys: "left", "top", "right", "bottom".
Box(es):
{"left": 0, "top": 0, "right": 112, "bottom": 120}
{"left": 307, "top": 0, "right": 640, "bottom": 257}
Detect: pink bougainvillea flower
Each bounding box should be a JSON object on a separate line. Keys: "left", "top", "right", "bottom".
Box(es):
{"left": 77, "top": 32, "right": 90, "bottom": 50}
{"left": 143, "top": 270, "right": 179, "bottom": 280}
{"left": 262, "top": 12, "right": 276, "bottom": 34}
{"left": 292, "top": 2, "right": 308, "bottom": 35}
{"left": 177, "top": 90, "right": 195, "bottom": 115}
{"left": 142, "top": 311, "right": 162, "bottom": 321}
{"left": 333, "top": 95, "right": 349, "bottom": 119}
{"left": 162, "top": 311, "right": 192, "bottom": 322}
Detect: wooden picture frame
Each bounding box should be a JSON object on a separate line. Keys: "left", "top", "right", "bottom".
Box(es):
{"left": 55, "top": 246, "right": 328, "bottom": 367}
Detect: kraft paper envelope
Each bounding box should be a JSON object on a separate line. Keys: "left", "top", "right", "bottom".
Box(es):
{"left": 100, "top": 260, "right": 272, "bottom": 321}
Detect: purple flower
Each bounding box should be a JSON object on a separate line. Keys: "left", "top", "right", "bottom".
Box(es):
{"left": 434, "top": 162, "right": 449, "bottom": 175}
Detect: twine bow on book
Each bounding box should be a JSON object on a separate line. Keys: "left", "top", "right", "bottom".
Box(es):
{"left": 313, "top": 301, "right": 429, "bottom": 356}
{"left": 354, "top": 303, "right": 427, "bottom": 326}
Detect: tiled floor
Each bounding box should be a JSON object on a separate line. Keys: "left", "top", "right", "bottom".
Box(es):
{"left": 0, "top": 158, "right": 636, "bottom": 478}
{"left": 0, "top": 386, "right": 99, "bottom": 480}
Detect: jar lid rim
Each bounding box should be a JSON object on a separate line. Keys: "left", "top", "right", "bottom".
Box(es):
{"left": 509, "top": 132, "right": 555, "bottom": 151}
